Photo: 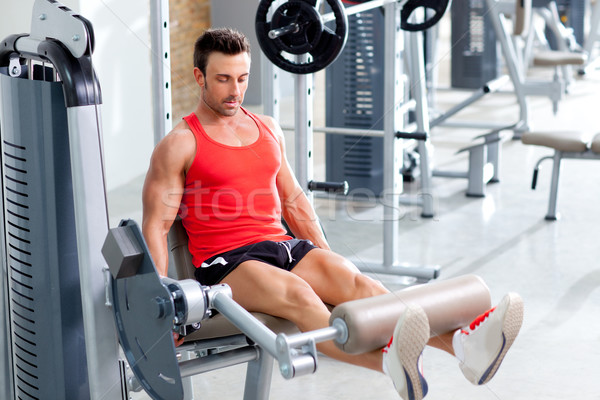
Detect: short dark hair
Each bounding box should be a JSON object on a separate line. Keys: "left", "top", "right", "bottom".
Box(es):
{"left": 193, "top": 28, "right": 251, "bottom": 77}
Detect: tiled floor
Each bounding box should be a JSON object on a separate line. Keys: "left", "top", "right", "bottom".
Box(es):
{"left": 115, "top": 47, "right": 600, "bottom": 400}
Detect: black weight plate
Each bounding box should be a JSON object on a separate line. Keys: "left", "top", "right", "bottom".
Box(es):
{"left": 400, "top": 0, "right": 452, "bottom": 32}
{"left": 256, "top": 0, "right": 348, "bottom": 74}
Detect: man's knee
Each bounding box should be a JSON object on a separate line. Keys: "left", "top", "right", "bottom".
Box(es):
{"left": 286, "top": 281, "right": 326, "bottom": 310}
{"left": 353, "top": 274, "right": 387, "bottom": 298}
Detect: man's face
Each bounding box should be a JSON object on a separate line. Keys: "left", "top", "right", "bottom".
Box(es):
{"left": 200, "top": 51, "right": 250, "bottom": 117}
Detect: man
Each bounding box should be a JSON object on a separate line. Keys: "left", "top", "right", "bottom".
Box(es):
{"left": 142, "top": 28, "right": 523, "bottom": 400}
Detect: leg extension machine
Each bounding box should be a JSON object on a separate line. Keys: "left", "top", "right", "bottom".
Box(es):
{"left": 103, "top": 219, "right": 491, "bottom": 400}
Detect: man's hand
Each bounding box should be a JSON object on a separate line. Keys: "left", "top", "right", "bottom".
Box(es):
{"left": 173, "top": 331, "right": 184, "bottom": 347}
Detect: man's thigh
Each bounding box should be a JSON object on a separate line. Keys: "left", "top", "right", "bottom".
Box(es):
{"left": 291, "top": 249, "right": 387, "bottom": 305}
{"left": 220, "top": 259, "right": 323, "bottom": 317}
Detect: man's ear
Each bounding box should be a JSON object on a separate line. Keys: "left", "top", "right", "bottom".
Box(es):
{"left": 193, "top": 67, "right": 204, "bottom": 88}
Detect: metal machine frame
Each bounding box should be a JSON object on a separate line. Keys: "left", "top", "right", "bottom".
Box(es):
{"left": 263, "top": 0, "right": 440, "bottom": 281}
{"left": 103, "top": 219, "right": 491, "bottom": 400}
{"left": 0, "top": 1, "right": 124, "bottom": 398}
{"left": 580, "top": 0, "right": 600, "bottom": 74}
{"left": 404, "top": 26, "right": 510, "bottom": 201}
{"left": 485, "top": 0, "right": 585, "bottom": 134}
{"left": 150, "top": 0, "right": 173, "bottom": 143}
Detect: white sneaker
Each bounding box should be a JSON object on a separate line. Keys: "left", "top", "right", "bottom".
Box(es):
{"left": 452, "top": 292, "right": 524, "bottom": 385}
{"left": 382, "top": 305, "right": 430, "bottom": 400}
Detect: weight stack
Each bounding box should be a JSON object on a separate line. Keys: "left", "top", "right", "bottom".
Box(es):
{"left": 450, "top": 0, "right": 500, "bottom": 88}
{"left": 325, "top": 7, "right": 385, "bottom": 196}
{"left": 0, "top": 66, "right": 90, "bottom": 399}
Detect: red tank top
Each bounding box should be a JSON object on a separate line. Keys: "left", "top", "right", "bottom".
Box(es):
{"left": 179, "top": 108, "right": 291, "bottom": 267}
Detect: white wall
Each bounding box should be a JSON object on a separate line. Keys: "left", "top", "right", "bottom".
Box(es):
{"left": 0, "top": 0, "right": 81, "bottom": 39}
{"left": 0, "top": 0, "right": 155, "bottom": 191}
{"left": 79, "top": 0, "right": 155, "bottom": 190}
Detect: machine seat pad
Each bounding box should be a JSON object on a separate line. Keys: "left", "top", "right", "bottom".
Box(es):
{"left": 591, "top": 133, "right": 600, "bottom": 154}
{"left": 184, "top": 312, "right": 299, "bottom": 343}
{"left": 521, "top": 130, "right": 591, "bottom": 152}
{"left": 533, "top": 51, "right": 587, "bottom": 67}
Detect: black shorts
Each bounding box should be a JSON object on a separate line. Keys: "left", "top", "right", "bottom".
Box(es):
{"left": 194, "top": 239, "right": 317, "bottom": 286}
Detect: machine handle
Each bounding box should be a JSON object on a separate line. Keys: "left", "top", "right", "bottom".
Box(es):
{"left": 395, "top": 131, "right": 428, "bottom": 141}
{"left": 308, "top": 180, "right": 349, "bottom": 195}
{"left": 531, "top": 168, "right": 539, "bottom": 190}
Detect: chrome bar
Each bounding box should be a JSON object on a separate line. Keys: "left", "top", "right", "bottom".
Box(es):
{"left": 285, "top": 125, "right": 384, "bottom": 137}
{"left": 484, "top": 74, "right": 511, "bottom": 93}
{"left": 322, "top": 0, "right": 409, "bottom": 23}
{"left": 150, "top": 0, "right": 173, "bottom": 144}
{"left": 179, "top": 347, "right": 259, "bottom": 378}
{"left": 429, "top": 75, "right": 510, "bottom": 128}
{"left": 437, "top": 120, "right": 512, "bottom": 130}
{"left": 244, "top": 348, "right": 274, "bottom": 399}
{"left": 282, "top": 326, "right": 342, "bottom": 349}
{"left": 262, "top": 53, "right": 280, "bottom": 121}
{"left": 268, "top": 23, "right": 299, "bottom": 39}
{"left": 357, "top": 262, "right": 440, "bottom": 280}
{"left": 406, "top": 29, "right": 434, "bottom": 217}
{"left": 382, "top": 0, "right": 402, "bottom": 268}
{"left": 432, "top": 170, "right": 468, "bottom": 179}
{"left": 397, "top": 196, "right": 423, "bottom": 206}
{"left": 294, "top": 60, "right": 314, "bottom": 197}
{"left": 210, "top": 290, "right": 279, "bottom": 358}
{"left": 546, "top": 151, "right": 562, "bottom": 220}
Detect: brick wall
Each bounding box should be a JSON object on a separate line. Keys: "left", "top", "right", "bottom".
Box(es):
{"left": 169, "top": 0, "right": 211, "bottom": 123}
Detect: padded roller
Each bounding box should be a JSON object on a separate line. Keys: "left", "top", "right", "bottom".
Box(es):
{"left": 330, "top": 275, "right": 491, "bottom": 354}
{"left": 514, "top": 0, "right": 531, "bottom": 37}
{"left": 533, "top": 51, "right": 587, "bottom": 67}
{"left": 521, "top": 130, "right": 591, "bottom": 153}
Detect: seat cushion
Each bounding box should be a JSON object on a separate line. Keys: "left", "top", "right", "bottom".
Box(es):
{"left": 592, "top": 133, "right": 600, "bottom": 154}
{"left": 533, "top": 51, "right": 587, "bottom": 66}
{"left": 521, "top": 130, "right": 591, "bottom": 152}
{"left": 183, "top": 312, "right": 299, "bottom": 343}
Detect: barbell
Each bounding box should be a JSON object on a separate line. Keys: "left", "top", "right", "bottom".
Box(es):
{"left": 255, "top": 0, "right": 451, "bottom": 74}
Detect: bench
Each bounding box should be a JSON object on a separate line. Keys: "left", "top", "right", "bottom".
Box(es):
{"left": 431, "top": 129, "right": 506, "bottom": 198}
{"left": 521, "top": 131, "right": 600, "bottom": 220}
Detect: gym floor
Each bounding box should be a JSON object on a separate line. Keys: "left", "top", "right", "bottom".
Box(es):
{"left": 116, "top": 48, "right": 600, "bottom": 400}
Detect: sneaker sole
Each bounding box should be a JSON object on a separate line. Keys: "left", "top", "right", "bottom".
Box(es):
{"left": 395, "top": 306, "right": 430, "bottom": 400}
{"left": 477, "top": 293, "right": 524, "bottom": 385}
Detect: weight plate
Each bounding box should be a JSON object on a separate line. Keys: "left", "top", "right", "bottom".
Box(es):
{"left": 256, "top": 0, "right": 348, "bottom": 74}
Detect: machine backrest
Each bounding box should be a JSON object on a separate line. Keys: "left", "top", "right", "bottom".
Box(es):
{"left": 167, "top": 217, "right": 196, "bottom": 280}
{"left": 514, "top": 0, "right": 531, "bottom": 36}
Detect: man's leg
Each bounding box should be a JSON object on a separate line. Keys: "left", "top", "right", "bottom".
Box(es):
{"left": 290, "top": 248, "right": 388, "bottom": 305}
{"left": 220, "top": 259, "right": 385, "bottom": 372}
{"left": 287, "top": 251, "right": 431, "bottom": 400}
{"left": 290, "top": 249, "right": 523, "bottom": 396}
{"left": 291, "top": 249, "right": 456, "bottom": 354}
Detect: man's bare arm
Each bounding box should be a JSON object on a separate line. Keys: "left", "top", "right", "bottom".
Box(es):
{"left": 142, "top": 129, "right": 195, "bottom": 276}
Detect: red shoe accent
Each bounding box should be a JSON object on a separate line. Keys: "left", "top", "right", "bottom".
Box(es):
{"left": 469, "top": 307, "right": 497, "bottom": 331}
{"left": 382, "top": 335, "right": 394, "bottom": 354}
